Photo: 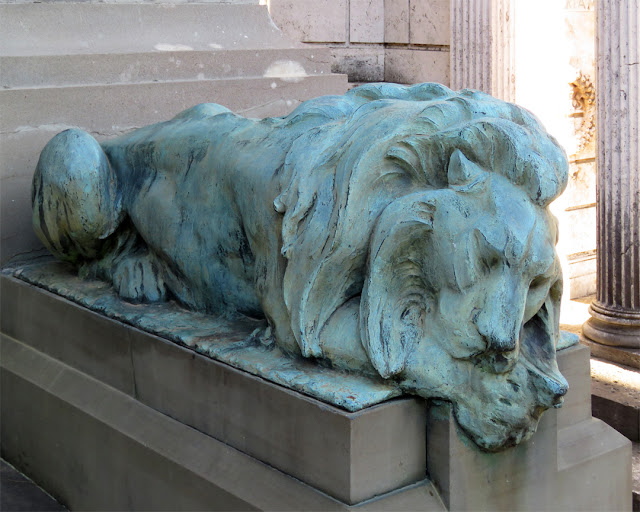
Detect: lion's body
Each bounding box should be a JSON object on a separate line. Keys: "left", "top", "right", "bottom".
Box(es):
{"left": 33, "top": 83, "right": 571, "bottom": 451}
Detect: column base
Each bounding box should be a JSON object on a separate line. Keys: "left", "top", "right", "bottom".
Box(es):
{"left": 583, "top": 301, "right": 640, "bottom": 346}
{"left": 582, "top": 302, "right": 640, "bottom": 367}
{"left": 580, "top": 335, "right": 640, "bottom": 369}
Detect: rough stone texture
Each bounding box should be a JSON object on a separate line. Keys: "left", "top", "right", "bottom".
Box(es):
{"left": 268, "top": 0, "right": 347, "bottom": 43}
{"left": 384, "top": 49, "right": 449, "bottom": 84}
{"left": 266, "top": 0, "right": 451, "bottom": 85}
{"left": 330, "top": 47, "right": 385, "bottom": 82}
{"left": 582, "top": 0, "right": 640, "bottom": 350}
{"left": 449, "top": 0, "right": 515, "bottom": 101}
{"left": 350, "top": 0, "right": 384, "bottom": 43}
{"left": 0, "top": 1, "right": 348, "bottom": 265}
{"left": 384, "top": 0, "right": 409, "bottom": 44}
{"left": 409, "top": 0, "right": 450, "bottom": 46}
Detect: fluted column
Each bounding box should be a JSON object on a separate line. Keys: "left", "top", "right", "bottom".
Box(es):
{"left": 582, "top": 0, "right": 640, "bottom": 354}
{"left": 450, "top": 0, "right": 515, "bottom": 102}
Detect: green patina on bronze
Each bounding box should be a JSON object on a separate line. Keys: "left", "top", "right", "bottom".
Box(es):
{"left": 30, "top": 82, "right": 578, "bottom": 451}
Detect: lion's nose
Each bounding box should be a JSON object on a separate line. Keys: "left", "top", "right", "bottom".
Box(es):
{"left": 532, "top": 370, "right": 568, "bottom": 408}
{"left": 475, "top": 314, "right": 519, "bottom": 353}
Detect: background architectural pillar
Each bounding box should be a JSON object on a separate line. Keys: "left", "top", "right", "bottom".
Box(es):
{"left": 450, "top": 0, "right": 515, "bottom": 101}
{"left": 582, "top": 0, "right": 640, "bottom": 364}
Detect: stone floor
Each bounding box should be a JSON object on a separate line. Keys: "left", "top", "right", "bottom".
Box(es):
{"left": 0, "top": 460, "right": 66, "bottom": 511}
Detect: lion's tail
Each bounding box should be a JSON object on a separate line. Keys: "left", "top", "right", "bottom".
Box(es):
{"left": 32, "top": 129, "right": 124, "bottom": 263}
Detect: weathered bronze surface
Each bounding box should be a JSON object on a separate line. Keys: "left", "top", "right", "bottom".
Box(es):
{"left": 31, "top": 83, "right": 576, "bottom": 451}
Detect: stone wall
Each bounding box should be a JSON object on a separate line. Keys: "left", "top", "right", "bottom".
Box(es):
{"left": 268, "top": 0, "right": 450, "bottom": 85}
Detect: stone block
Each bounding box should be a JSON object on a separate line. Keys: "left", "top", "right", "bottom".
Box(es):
{"left": 0, "top": 273, "right": 427, "bottom": 505}
{"left": 569, "top": 272, "right": 597, "bottom": 299}
{"left": 0, "top": 77, "right": 347, "bottom": 136}
{"left": 384, "top": 49, "right": 449, "bottom": 85}
{"left": 566, "top": 160, "right": 596, "bottom": 207}
{"left": 0, "top": 3, "right": 296, "bottom": 56}
{"left": 350, "top": 0, "right": 385, "bottom": 43}
{"left": 129, "top": 327, "right": 427, "bottom": 504}
{"left": 564, "top": 206, "right": 597, "bottom": 254}
{"left": 0, "top": 276, "right": 135, "bottom": 396}
{"left": 0, "top": 336, "right": 348, "bottom": 511}
{"left": 591, "top": 356, "right": 640, "bottom": 441}
{"left": 330, "top": 47, "right": 385, "bottom": 82}
{"left": 1, "top": 333, "right": 446, "bottom": 510}
{"left": 592, "top": 395, "right": 640, "bottom": 442}
{"left": 568, "top": 254, "right": 596, "bottom": 299}
{"left": 556, "top": 344, "right": 592, "bottom": 429}
{"left": 409, "top": 0, "right": 450, "bottom": 46}
{"left": 0, "top": 49, "right": 334, "bottom": 89}
{"left": 0, "top": 172, "right": 42, "bottom": 266}
{"left": 385, "top": 0, "right": 410, "bottom": 43}
{"left": 268, "top": 0, "right": 347, "bottom": 43}
{"left": 426, "top": 343, "right": 632, "bottom": 511}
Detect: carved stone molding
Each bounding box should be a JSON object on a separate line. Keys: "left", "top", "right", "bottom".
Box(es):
{"left": 450, "top": 0, "right": 515, "bottom": 101}
{"left": 569, "top": 71, "right": 596, "bottom": 155}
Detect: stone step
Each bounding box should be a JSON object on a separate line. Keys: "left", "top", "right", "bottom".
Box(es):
{"left": 1, "top": 49, "right": 333, "bottom": 89}
{"left": 0, "top": 74, "right": 348, "bottom": 264}
{"left": 0, "top": 1, "right": 349, "bottom": 265}
{"left": 0, "top": 75, "right": 347, "bottom": 132}
{"left": 0, "top": 2, "right": 293, "bottom": 57}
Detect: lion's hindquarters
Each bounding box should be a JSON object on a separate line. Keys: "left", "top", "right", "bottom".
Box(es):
{"left": 32, "top": 129, "right": 124, "bottom": 262}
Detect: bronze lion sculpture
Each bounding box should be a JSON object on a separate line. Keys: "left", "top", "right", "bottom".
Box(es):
{"left": 32, "top": 83, "right": 570, "bottom": 451}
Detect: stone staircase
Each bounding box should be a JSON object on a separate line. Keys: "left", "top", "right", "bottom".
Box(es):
{"left": 0, "top": 1, "right": 348, "bottom": 264}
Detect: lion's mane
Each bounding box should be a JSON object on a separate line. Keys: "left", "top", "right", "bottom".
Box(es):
{"left": 274, "top": 83, "right": 568, "bottom": 368}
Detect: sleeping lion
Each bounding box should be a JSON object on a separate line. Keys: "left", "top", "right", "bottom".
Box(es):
{"left": 33, "top": 83, "right": 570, "bottom": 452}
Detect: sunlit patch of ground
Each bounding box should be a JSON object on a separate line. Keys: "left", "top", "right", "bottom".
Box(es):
{"left": 559, "top": 294, "right": 594, "bottom": 335}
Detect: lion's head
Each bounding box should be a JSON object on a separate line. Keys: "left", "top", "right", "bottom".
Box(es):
{"left": 275, "top": 83, "right": 569, "bottom": 451}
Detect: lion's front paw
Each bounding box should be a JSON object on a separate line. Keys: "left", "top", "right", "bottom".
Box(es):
{"left": 112, "top": 254, "right": 167, "bottom": 303}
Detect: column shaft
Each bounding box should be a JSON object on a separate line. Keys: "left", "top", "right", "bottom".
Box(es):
{"left": 450, "top": 0, "right": 515, "bottom": 101}
{"left": 583, "top": 0, "right": 640, "bottom": 351}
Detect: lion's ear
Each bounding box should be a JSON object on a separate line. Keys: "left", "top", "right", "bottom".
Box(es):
{"left": 447, "top": 149, "right": 485, "bottom": 190}
{"left": 360, "top": 194, "right": 434, "bottom": 378}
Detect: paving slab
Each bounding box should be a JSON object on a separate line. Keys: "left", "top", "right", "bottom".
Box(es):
{"left": 0, "top": 460, "right": 66, "bottom": 512}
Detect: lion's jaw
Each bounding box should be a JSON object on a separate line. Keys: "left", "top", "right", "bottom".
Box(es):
{"left": 399, "top": 299, "right": 568, "bottom": 452}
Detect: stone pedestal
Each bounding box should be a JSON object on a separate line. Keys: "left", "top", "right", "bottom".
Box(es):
{"left": 582, "top": 0, "right": 640, "bottom": 366}
{"left": 449, "top": 0, "right": 514, "bottom": 101}
{"left": 0, "top": 261, "right": 632, "bottom": 511}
